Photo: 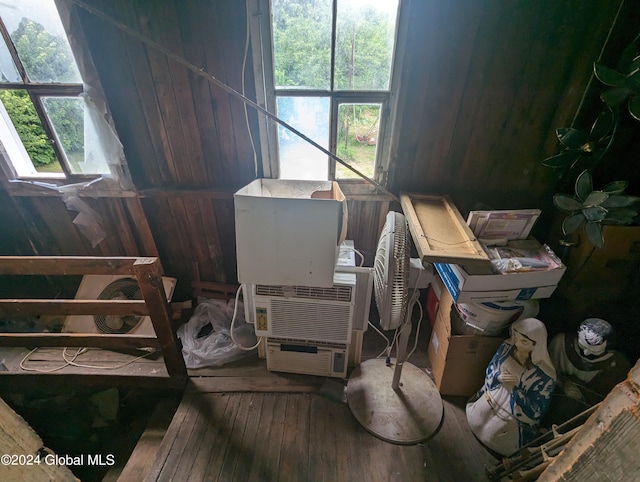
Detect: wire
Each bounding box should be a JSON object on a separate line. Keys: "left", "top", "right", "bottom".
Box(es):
{"left": 342, "top": 246, "right": 365, "bottom": 267}
{"left": 19, "top": 346, "right": 161, "bottom": 372}
{"left": 242, "top": 0, "right": 259, "bottom": 177}
{"left": 407, "top": 299, "right": 424, "bottom": 359}
{"left": 230, "top": 283, "right": 262, "bottom": 351}
{"left": 423, "top": 236, "right": 477, "bottom": 246}
{"left": 367, "top": 320, "right": 391, "bottom": 358}
{"left": 19, "top": 347, "right": 77, "bottom": 373}
{"left": 61, "top": 347, "right": 159, "bottom": 370}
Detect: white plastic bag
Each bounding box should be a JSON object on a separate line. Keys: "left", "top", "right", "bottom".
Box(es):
{"left": 177, "top": 298, "right": 257, "bottom": 369}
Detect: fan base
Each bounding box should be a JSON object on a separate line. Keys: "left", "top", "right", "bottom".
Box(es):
{"left": 347, "top": 358, "right": 444, "bottom": 444}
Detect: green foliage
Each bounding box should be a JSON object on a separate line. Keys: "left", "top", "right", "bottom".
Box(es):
{"left": 541, "top": 108, "right": 615, "bottom": 178}
{"left": 13, "top": 17, "right": 79, "bottom": 83}
{"left": 543, "top": 32, "right": 640, "bottom": 247}
{"left": 0, "top": 17, "right": 83, "bottom": 168}
{"left": 272, "top": 0, "right": 394, "bottom": 90}
{"left": 594, "top": 33, "right": 640, "bottom": 121}
{"left": 553, "top": 170, "right": 640, "bottom": 247}
{"left": 44, "top": 98, "right": 84, "bottom": 155}
{"left": 335, "top": 6, "right": 393, "bottom": 90}
{"left": 273, "top": 0, "right": 332, "bottom": 88}
{"left": 0, "top": 90, "right": 55, "bottom": 166}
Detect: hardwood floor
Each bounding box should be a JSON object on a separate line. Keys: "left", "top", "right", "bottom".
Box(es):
{"left": 117, "top": 312, "right": 499, "bottom": 481}
{"left": 145, "top": 389, "right": 496, "bottom": 482}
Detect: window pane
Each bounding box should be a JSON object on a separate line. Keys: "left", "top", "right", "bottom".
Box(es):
{"left": 42, "top": 97, "right": 83, "bottom": 172}
{"left": 0, "top": 41, "right": 21, "bottom": 82}
{"left": 336, "top": 103, "right": 379, "bottom": 178}
{"left": 0, "top": 89, "right": 62, "bottom": 174}
{"left": 43, "top": 96, "right": 110, "bottom": 175}
{"left": 277, "top": 96, "right": 329, "bottom": 180}
{"left": 335, "top": 0, "right": 398, "bottom": 90}
{"left": 272, "top": 0, "right": 332, "bottom": 89}
{"left": 0, "top": 0, "right": 81, "bottom": 83}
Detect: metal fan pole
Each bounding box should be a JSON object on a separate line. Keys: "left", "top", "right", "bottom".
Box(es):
{"left": 391, "top": 292, "right": 418, "bottom": 390}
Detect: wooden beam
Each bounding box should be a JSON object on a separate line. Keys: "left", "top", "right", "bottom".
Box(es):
{"left": 0, "top": 256, "right": 142, "bottom": 275}
{"left": 134, "top": 258, "right": 187, "bottom": 380}
{"left": 0, "top": 299, "right": 149, "bottom": 316}
{"left": 0, "top": 373, "right": 185, "bottom": 391}
{"left": 0, "top": 333, "right": 160, "bottom": 349}
{"left": 187, "top": 376, "right": 324, "bottom": 394}
{"left": 0, "top": 255, "right": 187, "bottom": 382}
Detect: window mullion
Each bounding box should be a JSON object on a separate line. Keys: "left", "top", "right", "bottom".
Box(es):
{"left": 329, "top": 95, "right": 338, "bottom": 179}
{"left": 0, "top": 17, "right": 28, "bottom": 83}
{"left": 330, "top": 0, "right": 337, "bottom": 91}
{"left": 0, "top": 84, "right": 84, "bottom": 96}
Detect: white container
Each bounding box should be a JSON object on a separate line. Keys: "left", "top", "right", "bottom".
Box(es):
{"left": 234, "top": 178, "right": 348, "bottom": 287}
{"left": 455, "top": 300, "right": 523, "bottom": 336}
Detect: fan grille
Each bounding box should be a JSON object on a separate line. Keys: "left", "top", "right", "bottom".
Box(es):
{"left": 93, "top": 278, "right": 144, "bottom": 334}
{"left": 374, "top": 212, "right": 409, "bottom": 330}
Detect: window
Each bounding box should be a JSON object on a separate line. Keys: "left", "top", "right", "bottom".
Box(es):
{"left": 0, "top": 0, "right": 122, "bottom": 183}
{"left": 251, "top": 0, "right": 401, "bottom": 183}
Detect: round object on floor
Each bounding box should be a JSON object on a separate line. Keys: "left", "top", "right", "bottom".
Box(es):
{"left": 347, "top": 358, "right": 444, "bottom": 444}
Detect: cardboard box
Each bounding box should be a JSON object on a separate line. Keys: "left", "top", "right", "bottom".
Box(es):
{"left": 234, "top": 179, "right": 348, "bottom": 287}
{"left": 428, "top": 289, "right": 504, "bottom": 396}
{"left": 434, "top": 261, "right": 565, "bottom": 303}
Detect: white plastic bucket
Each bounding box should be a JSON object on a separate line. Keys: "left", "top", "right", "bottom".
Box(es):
{"left": 455, "top": 301, "right": 524, "bottom": 336}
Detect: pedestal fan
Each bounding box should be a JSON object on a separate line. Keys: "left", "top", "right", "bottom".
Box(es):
{"left": 347, "top": 211, "right": 444, "bottom": 444}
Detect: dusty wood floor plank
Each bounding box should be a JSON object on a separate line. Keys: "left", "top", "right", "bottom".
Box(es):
{"left": 231, "top": 392, "right": 264, "bottom": 481}
{"left": 254, "top": 392, "right": 286, "bottom": 481}
{"left": 278, "top": 394, "right": 310, "bottom": 480}
{"left": 148, "top": 392, "right": 199, "bottom": 481}
{"left": 146, "top": 392, "right": 496, "bottom": 482}
{"left": 184, "top": 394, "right": 230, "bottom": 482}
{"left": 218, "top": 392, "right": 252, "bottom": 479}
{"left": 201, "top": 393, "right": 242, "bottom": 481}
{"left": 115, "top": 395, "right": 181, "bottom": 482}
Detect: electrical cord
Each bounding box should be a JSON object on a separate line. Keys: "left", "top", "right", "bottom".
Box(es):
{"left": 19, "top": 346, "right": 159, "bottom": 372}
{"left": 407, "top": 300, "right": 424, "bottom": 360}
{"left": 61, "top": 347, "right": 159, "bottom": 369}
{"left": 19, "top": 347, "right": 80, "bottom": 373}
{"left": 242, "top": 0, "right": 259, "bottom": 177}
{"left": 339, "top": 245, "right": 365, "bottom": 267}
{"left": 229, "top": 283, "right": 262, "bottom": 351}
{"left": 368, "top": 319, "right": 391, "bottom": 358}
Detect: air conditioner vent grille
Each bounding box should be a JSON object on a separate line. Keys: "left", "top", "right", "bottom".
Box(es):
{"left": 269, "top": 337, "right": 347, "bottom": 349}
{"left": 269, "top": 299, "right": 352, "bottom": 343}
{"left": 255, "top": 284, "right": 352, "bottom": 302}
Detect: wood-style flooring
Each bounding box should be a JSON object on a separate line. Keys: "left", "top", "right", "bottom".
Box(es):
{"left": 130, "top": 312, "right": 498, "bottom": 481}
{"left": 144, "top": 387, "right": 496, "bottom": 482}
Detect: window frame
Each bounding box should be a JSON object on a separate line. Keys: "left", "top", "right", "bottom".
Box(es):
{"left": 248, "top": 0, "right": 405, "bottom": 189}
{"left": 0, "top": 0, "right": 131, "bottom": 195}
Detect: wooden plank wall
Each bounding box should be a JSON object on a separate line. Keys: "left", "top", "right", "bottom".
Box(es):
{"left": 390, "top": 0, "right": 623, "bottom": 215}
{"left": 0, "top": 0, "right": 629, "bottom": 301}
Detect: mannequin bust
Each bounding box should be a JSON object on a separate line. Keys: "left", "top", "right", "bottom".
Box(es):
{"left": 466, "top": 318, "right": 556, "bottom": 456}
{"left": 545, "top": 318, "right": 631, "bottom": 426}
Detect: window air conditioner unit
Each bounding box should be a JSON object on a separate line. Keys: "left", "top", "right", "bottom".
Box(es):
{"left": 244, "top": 270, "right": 356, "bottom": 344}
{"left": 266, "top": 338, "right": 348, "bottom": 378}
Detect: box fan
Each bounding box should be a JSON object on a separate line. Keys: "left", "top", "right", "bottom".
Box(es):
{"left": 63, "top": 275, "right": 177, "bottom": 336}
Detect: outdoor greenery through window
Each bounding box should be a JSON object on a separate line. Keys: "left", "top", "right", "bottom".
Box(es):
{"left": 271, "top": 0, "right": 399, "bottom": 181}
{"left": 0, "top": 0, "right": 110, "bottom": 179}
